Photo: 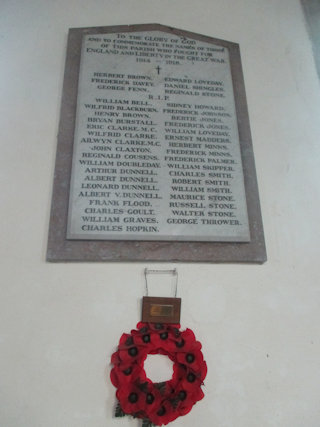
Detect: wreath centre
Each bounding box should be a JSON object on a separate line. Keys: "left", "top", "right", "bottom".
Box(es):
{"left": 144, "top": 354, "right": 174, "bottom": 383}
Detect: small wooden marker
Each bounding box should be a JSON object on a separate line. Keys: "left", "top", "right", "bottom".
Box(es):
{"left": 142, "top": 296, "right": 181, "bottom": 324}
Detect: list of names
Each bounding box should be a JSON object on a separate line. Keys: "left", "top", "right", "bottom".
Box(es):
{"left": 67, "top": 31, "right": 250, "bottom": 241}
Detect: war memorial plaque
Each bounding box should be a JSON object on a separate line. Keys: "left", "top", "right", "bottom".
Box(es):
{"left": 47, "top": 24, "right": 266, "bottom": 262}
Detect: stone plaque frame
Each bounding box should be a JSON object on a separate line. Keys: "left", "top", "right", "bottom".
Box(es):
{"left": 47, "top": 23, "right": 266, "bottom": 262}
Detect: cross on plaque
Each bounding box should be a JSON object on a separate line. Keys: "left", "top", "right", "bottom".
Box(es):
{"left": 156, "top": 65, "right": 161, "bottom": 74}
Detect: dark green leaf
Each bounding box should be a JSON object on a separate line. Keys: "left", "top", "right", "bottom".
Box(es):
{"left": 170, "top": 397, "right": 180, "bottom": 409}
{"left": 142, "top": 419, "right": 156, "bottom": 427}
{"left": 154, "top": 381, "right": 166, "bottom": 395}
{"left": 138, "top": 381, "right": 149, "bottom": 393}
{"left": 115, "top": 401, "right": 126, "bottom": 418}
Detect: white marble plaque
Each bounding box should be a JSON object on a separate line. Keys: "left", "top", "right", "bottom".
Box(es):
{"left": 67, "top": 31, "right": 250, "bottom": 242}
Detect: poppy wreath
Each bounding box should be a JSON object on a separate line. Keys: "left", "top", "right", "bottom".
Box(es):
{"left": 110, "top": 322, "right": 207, "bottom": 426}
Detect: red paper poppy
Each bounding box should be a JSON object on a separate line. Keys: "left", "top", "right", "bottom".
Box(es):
{"left": 148, "top": 399, "right": 179, "bottom": 426}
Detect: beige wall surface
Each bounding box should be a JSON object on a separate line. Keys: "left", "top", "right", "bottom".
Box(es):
{"left": 1, "top": 1, "right": 320, "bottom": 426}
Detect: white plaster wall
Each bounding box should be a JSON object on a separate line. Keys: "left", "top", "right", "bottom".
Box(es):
{"left": 1, "top": 1, "right": 320, "bottom": 426}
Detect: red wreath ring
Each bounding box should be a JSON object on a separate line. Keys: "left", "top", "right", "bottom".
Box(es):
{"left": 110, "top": 322, "right": 207, "bottom": 426}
